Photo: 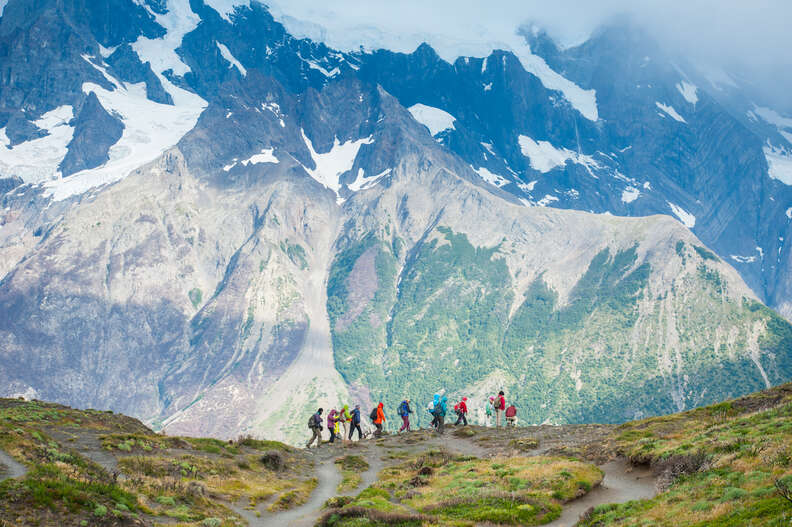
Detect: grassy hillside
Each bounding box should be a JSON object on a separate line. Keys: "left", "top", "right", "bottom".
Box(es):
{"left": 3, "top": 384, "right": 792, "bottom": 526}
{"left": 0, "top": 398, "right": 314, "bottom": 526}
{"left": 579, "top": 383, "right": 792, "bottom": 526}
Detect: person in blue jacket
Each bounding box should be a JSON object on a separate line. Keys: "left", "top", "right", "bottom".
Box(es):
{"left": 434, "top": 396, "right": 448, "bottom": 434}
{"left": 348, "top": 404, "right": 363, "bottom": 441}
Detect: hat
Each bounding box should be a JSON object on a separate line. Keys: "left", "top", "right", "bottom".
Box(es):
{"left": 462, "top": 397, "right": 467, "bottom": 401}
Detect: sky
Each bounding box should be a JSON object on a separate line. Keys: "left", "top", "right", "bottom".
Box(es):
{"left": 263, "top": 0, "right": 792, "bottom": 112}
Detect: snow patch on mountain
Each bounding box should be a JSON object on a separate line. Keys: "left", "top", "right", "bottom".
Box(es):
{"left": 764, "top": 144, "right": 792, "bottom": 185}
{"left": 754, "top": 107, "right": 792, "bottom": 129}
{"left": 81, "top": 55, "right": 121, "bottom": 87}
{"left": 133, "top": 0, "right": 200, "bottom": 77}
{"left": 216, "top": 42, "right": 247, "bottom": 76}
{"left": 754, "top": 107, "right": 792, "bottom": 146}
{"left": 731, "top": 254, "right": 758, "bottom": 264}
{"left": 43, "top": 81, "right": 206, "bottom": 201}
{"left": 537, "top": 194, "right": 559, "bottom": 207}
{"left": 204, "top": 0, "right": 250, "bottom": 22}
{"left": 348, "top": 168, "right": 391, "bottom": 192}
{"left": 263, "top": 0, "right": 598, "bottom": 121}
{"left": 472, "top": 166, "right": 508, "bottom": 187}
{"left": 667, "top": 201, "right": 696, "bottom": 228}
{"left": 300, "top": 54, "right": 340, "bottom": 78}
{"left": 656, "top": 102, "right": 687, "bottom": 123}
{"left": 621, "top": 186, "right": 640, "bottom": 203}
{"left": 0, "top": 106, "right": 74, "bottom": 183}
{"left": 301, "top": 130, "right": 373, "bottom": 197}
{"left": 408, "top": 104, "right": 456, "bottom": 136}
{"left": 676, "top": 81, "right": 698, "bottom": 105}
{"left": 518, "top": 135, "right": 598, "bottom": 173}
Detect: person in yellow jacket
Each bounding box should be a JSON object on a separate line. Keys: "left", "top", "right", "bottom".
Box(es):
{"left": 339, "top": 404, "right": 352, "bottom": 443}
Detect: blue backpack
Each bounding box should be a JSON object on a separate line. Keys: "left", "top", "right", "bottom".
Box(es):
{"left": 398, "top": 401, "right": 408, "bottom": 416}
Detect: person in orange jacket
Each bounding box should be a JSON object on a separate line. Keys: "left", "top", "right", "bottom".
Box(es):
{"left": 374, "top": 402, "right": 386, "bottom": 437}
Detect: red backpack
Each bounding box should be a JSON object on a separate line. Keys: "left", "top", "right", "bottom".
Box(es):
{"left": 505, "top": 405, "right": 517, "bottom": 418}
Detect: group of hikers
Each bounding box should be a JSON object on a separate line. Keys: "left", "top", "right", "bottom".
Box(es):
{"left": 307, "top": 390, "right": 518, "bottom": 448}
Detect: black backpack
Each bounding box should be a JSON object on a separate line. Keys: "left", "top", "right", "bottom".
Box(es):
{"left": 307, "top": 414, "right": 316, "bottom": 429}
{"left": 369, "top": 408, "right": 378, "bottom": 422}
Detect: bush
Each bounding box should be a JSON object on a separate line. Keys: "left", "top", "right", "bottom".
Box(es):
{"left": 721, "top": 487, "right": 748, "bottom": 501}
{"left": 156, "top": 495, "right": 176, "bottom": 506}
{"left": 261, "top": 451, "right": 285, "bottom": 471}
{"left": 93, "top": 505, "right": 107, "bottom": 517}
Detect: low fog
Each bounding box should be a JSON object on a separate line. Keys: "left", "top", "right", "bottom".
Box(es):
{"left": 265, "top": 0, "right": 792, "bottom": 112}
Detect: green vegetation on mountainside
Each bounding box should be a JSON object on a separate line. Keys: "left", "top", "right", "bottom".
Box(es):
{"left": 329, "top": 229, "right": 792, "bottom": 427}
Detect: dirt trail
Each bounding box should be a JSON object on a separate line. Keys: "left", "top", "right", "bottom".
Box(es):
{"left": 243, "top": 426, "right": 658, "bottom": 527}
{"left": 236, "top": 453, "right": 341, "bottom": 527}
{"left": 0, "top": 449, "right": 27, "bottom": 481}
{"left": 545, "top": 459, "right": 656, "bottom": 527}
{"left": 46, "top": 428, "right": 119, "bottom": 473}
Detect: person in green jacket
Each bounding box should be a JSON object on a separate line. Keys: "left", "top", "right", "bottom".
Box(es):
{"left": 339, "top": 404, "right": 352, "bottom": 443}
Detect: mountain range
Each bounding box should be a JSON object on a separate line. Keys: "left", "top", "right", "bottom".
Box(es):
{"left": 1, "top": 0, "right": 792, "bottom": 443}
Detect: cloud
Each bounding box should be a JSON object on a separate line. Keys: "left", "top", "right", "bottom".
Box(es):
{"left": 263, "top": 0, "right": 792, "bottom": 111}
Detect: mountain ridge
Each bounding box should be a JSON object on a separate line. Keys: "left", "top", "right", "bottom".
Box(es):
{"left": 1, "top": 0, "right": 792, "bottom": 444}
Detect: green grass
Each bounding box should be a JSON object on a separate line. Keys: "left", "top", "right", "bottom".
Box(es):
{"left": 580, "top": 384, "right": 792, "bottom": 526}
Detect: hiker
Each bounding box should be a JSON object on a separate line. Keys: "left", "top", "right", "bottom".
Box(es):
{"left": 327, "top": 408, "right": 338, "bottom": 443}
{"left": 373, "top": 402, "right": 386, "bottom": 437}
{"left": 485, "top": 396, "right": 494, "bottom": 426}
{"left": 306, "top": 408, "right": 323, "bottom": 448}
{"left": 339, "top": 404, "right": 352, "bottom": 442}
{"left": 428, "top": 394, "right": 440, "bottom": 429}
{"left": 349, "top": 404, "right": 363, "bottom": 441}
{"left": 434, "top": 395, "right": 448, "bottom": 434}
{"left": 505, "top": 404, "right": 517, "bottom": 427}
{"left": 454, "top": 397, "right": 468, "bottom": 426}
{"left": 398, "top": 399, "right": 413, "bottom": 432}
{"left": 495, "top": 391, "right": 506, "bottom": 427}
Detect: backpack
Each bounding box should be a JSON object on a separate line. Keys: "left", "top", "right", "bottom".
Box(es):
{"left": 453, "top": 403, "right": 459, "bottom": 412}
{"left": 505, "top": 405, "right": 517, "bottom": 418}
{"left": 308, "top": 413, "right": 319, "bottom": 429}
{"left": 398, "top": 402, "right": 408, "bottom": 417}
{"left": 369, "top": 408, "right": 378, "bottom": 422}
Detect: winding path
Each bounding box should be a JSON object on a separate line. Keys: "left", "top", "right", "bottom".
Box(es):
{"left": 546, "top": 458, "right": 656, "bottom": 527}
{"left": 0, "top": 449, "right": 27, "bottom": 481}
{"left": 234, "top": 427, "right": 658, "bottom": 527}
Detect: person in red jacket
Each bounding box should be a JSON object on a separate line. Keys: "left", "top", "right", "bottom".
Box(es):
{"left": 495, "top": 391, "right": 506, "bottom": 427}
{"left": 374, "top": 402, "right": 386, "bottom": 437}
{"left": 454, "top": 397, "right": 469, "bottom": 426}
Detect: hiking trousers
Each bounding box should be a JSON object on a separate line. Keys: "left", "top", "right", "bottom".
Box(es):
{"left": 329, "top": 428, "right": 336, "bottom": 443}
{"left": 349, "top": 423, "right": 362, "bottom": 440}
{"left": 400, "top": 415, "right": 410, "bottom": 432}
{"left": 455, "top": 412, "right": 468, "bottom": 426}
{"left": 374, "top": 422, "right": 383, "bottom": 437}
{"left": 306, "top": 427, "right": 322, "bottom": 448}
{"left": 496, "top": 409, "right": 503, "bottom": 427}
{"left": 437, "top": 416, "right": 445, "bottom": 434}
{"left": 341, "top": 421, "right": 349, "bottom": 440}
